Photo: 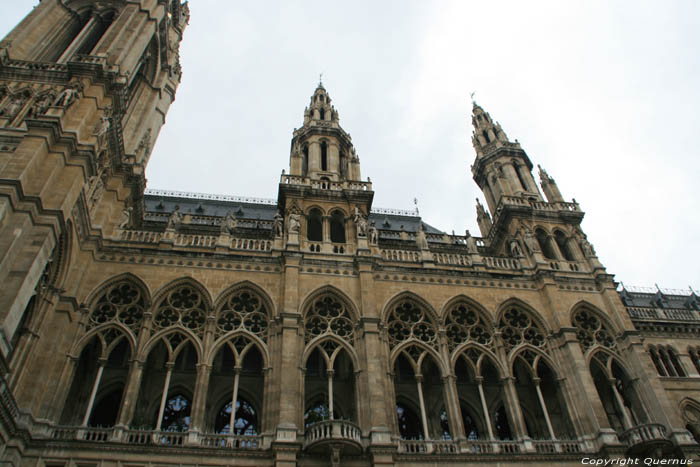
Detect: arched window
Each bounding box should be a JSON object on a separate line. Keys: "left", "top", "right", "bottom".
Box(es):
{"left": 554, "top": 230, "right": 575, "bottom": 261}
{"left": 397, "top": 403, "right": 422, "bottom": 440}
{"left": 514, "top": 163, "right": 529, "bottom": 191}
{"left": 329, "top": 211, "right": 345, "bottom": 243}
{"left": 307, "top": 208, "right": 323, "bottom": 241}
{"left": 215, "top": 398, "right": 258, "bottom": 435}
{"left": 649, "top": 346, "right": 667, "bottom": 376}
{"left": 320, "top": 141, "right": 328, "bottom": 171}
{"left": 319, "top": 108, "right": 325, "bottom": 120}
{"left": 302, "top": 145, "right": 309, "bottom": 175}
{"left": 572, "top": 307, "right": 617, "bottom": 354}
{"left": 689, "top": 346, "right": 700, "bottom": 374}
{"left": 152, "top": 283, "right": 208, "bottom": 337}
{"left": 494, "top": 406, "right": 512, "bottom": 440}
{"left": 535, "top": 228, "right": 557, "bottom": 260}
{"left": 159, "top": 394, "right": 191, "bottom": 432}
{"left": 497, "top": 306, "right": 547, "bottom": 353}
{"left": 386, "top": 299, "right": 438, "bottom": 350}
{"left": 444, "top": 301, "right": 493, "bottom": 351}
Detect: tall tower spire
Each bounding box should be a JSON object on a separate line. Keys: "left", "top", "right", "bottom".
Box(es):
{"left": 470, "top": 102, "right": 542, "bottom": 215}
{"left": 289, "top": 84, "right": 360, "bottom": 182}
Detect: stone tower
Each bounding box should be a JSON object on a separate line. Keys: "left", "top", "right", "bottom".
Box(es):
{"left": 0, "top": 0, "right": 188, "bottom": 373}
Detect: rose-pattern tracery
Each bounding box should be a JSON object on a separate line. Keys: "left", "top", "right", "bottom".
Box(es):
{"left": 387, "top": 300, "right": 438, "bottom": 349}
{"left": 304, "top": 295, "right": 354, "bottom": 342}
{"left": 216, "top": 289, "right": 269, "bottom": 342}
{"left": 573, "top": 308, "right": 616, "bottom": 353}
{"left": 154, "top": 285, "right": 207, "bottom": 336}
{"left": 89, "top": 281, "right": 146, "bottom": 333}
{"left": 445, "top": 303, "right": 493, "bottom": 350}
{"left": 498, "top": 307, "right": 546, "bottom": 353}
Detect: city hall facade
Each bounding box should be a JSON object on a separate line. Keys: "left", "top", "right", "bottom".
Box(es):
{"left": 0, "top": 1, "right": 699, "bottom": 466}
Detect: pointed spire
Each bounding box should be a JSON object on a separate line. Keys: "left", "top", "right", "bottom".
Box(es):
{"left": 538, "top": 164, "right": 564, "bottom": 202}
{"left": 304, "top": 82, "right": 338, "bottom": 126}
{"left": 475, "top": 198, "right": 492, "bottom": 236}
{"left": 470, "top": 103, "right": 511, "bottom": 158}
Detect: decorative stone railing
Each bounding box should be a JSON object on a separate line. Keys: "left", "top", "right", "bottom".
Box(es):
{"left": 1, "top": 58, "right": 69, "bottom": 72}
{"left": 398, "top": 439, "right": 458, "bottom": 454}
{"left": 232, "top": 238, "right": 272, "bottom": 251}
{"left": 304, "top": 420, "right": 362, "bottom": 449}
{"left": 532, "top": 439, "right": 582, "bottom": 453}
{"left": 619, "top": 423, "right": 668, "bottom": 447}
{"left": 382, "top": 249, "right": 421, "bottom": 263}
{"left": 432, "top": 253, "right": 471, "bottom": 266}
{"left": 121, "top": 230, "right": 162, "bottom": 244}
{"left": 174, "top": 234, "right": 218, "bottom": 248}
{"left": 281, "top": 175, "right": 372, "bottom": 192}
{"left": 199, "top": 433, "right": 262, "bottom": 449}
{"left": 484, "top": 256, "right": 521, "bottom": 270}
{"left": 627, "top": 307, "right": 700, "bottom": 322}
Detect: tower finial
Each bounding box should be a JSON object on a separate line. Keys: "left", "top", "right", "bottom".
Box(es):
{"left": 319, "top": 72, "right": 323, "bottom": 86}
{"left": 470, "top": 90, "right": 476, "bottom": 104}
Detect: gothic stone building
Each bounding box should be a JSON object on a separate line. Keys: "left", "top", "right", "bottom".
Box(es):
{"left": 0, "top": 2, "right": 699, "bottom": 466}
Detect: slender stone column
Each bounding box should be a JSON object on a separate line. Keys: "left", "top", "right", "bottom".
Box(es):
{"left": 416, "top": 375, "right": 430, "bottom": 440}
{"left": 327, "top": 369, "right": 334, "bottom": 420}
{"left": 229, "top": 368, "right": 241, "bottom": 433}
{"left": 189, "top": 363, "right": 211, "bottom": 433}
{"left": 610, "top": 379, "right": 633, "bottom": 430}
{"left": 533, "top": 378, "right": 556, "bottom": 439}
{"left": 81, "top": 359, "right": 106, "bottom": 426}
{"left": 442, "top": 375, "right": 464, "bottom": 440}
{"left": 502, "top": 376, "right": 528, "bottom": 439}
{"left": 476, "top": 377, "right": 494, "bottom": 440}
{"left": 155, "top": 362, "right": 174, "bottom": 431}
{"left": 116, "top": 359, "right": 144, "bottom": 427}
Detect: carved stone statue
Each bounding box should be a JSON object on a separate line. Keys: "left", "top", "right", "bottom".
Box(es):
{"left": 353, "top": 207, "right": 368, "bottom": 237}
{"left": 509, "top": 239, "right": 523, "bottom": 257}
{"left": 272, "top": 212, "right": 283, "bottom": 237}
{"left": 53, "top": 82, "right": 82, "bottom": 108}
{"left": 119, "top": 207, "right": 132, "bottom": 229}
{"left": 167, "top": 206, "right": 183, "bottom": 230}
{"left": 580, "top": 235, "right": 596, "bottom": 257}
{"left": 368, "top": 222, "right": 378, "bottom": 245}
{"left": 93, "top": 113, "right": 111, "bottom": 148}
{"left": 523, "top": 228, "right": 540, "bottom": 255}
{"left": 1, "top": 94, "right": 27, "bottom": 120}
{"left": 287, "top": 207, "right": 301, "bottom": 234}
{"left": 88, "top": 176, "right": 104, "bottom": 210}
{"left": 220, "top": 211, "right": 237, "bottom": 234}
{"left": 416, "top": 223, "right": 428, "bottom": 250}
{"left": 465, "top": 230, "right": 478, "bottom": 254}
{"left": 29, "top": 92, "right": 54, "bottom": 117}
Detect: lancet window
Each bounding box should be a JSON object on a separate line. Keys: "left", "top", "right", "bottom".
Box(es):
{"left": 648, "top": 345, "right": 686, "bottom": 377}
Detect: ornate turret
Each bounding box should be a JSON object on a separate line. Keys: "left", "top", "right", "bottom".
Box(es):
{"left": 289, "top": 83, "right": 360, "bottom": 182}
{"left": 470, "top": 102, "right": 542, "bottom": 215}
{"left": 538, "top": 165, "right": 564, "bottom": 202}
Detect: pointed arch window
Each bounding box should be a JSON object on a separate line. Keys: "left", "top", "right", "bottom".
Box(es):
{"left": 554, "top": 230, "right": 575, "bottom": 261}
{"left": 497, "top": 306, "right": 547, "bottom": 353}
{"left": 330, "top": 211, "right": 346, "bottom": 243}
{"left": 307, "top": 208, "right": 323, "bottom": 242}
{"left": 153, "top": 284, "right": 207, "bottom": 337}
{"left": 386, "top": 299, "right": 438, "bottom": 349}
{"left": 535, "top": 228, "right": 558, "bottom": 260}
{"left": 320, "top": 141, "right": 328, "bottom": 171}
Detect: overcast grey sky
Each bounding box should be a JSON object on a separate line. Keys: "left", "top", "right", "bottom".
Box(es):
{"left": 3, "top": 1, "right": 699, "bottom": 291}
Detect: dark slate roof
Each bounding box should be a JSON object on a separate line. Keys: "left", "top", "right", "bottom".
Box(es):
{"left": 143, "top": 192, "right": 445, "bottom": 234}
{"left": 619, "top": 287, "right": 699, "bottom": 311}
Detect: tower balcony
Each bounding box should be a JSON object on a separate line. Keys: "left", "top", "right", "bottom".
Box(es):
{"left": 303, "top": 420, "right": 363, "bottom": 455}
{"left": 280, "top": 174, "right": 372, "bottom": 192}
{"left": 619, "top": 423, "right": 673, "bottom": 457}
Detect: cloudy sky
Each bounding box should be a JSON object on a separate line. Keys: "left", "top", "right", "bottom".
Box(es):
{"left": 3, "top": 1, "right": 699, "bottom": 291}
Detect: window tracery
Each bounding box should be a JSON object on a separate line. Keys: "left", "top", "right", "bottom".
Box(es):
{"left": 497, "top": 307, "right": 546, "bottom": 353}
{"left": 387, "top": 300, "right": 437, "bottom": 349}
{"left": 153, "top": 285, "right": 207, "bottom": 336}
{"left": 445, "top": 302, "right": 493, "bottom": 351}
{"left": 572, "top": 307, "right": 617, "bottom": 353}
{"left": 304, "top": 294, "right": 355, "bottom": 343}
{"left": 216, "top": 289, "right": 269, "bottom": 342}
{"left": 89, "top": 281, "right": 146, "bottom": 333}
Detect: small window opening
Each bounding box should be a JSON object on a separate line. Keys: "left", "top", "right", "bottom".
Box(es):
{"left": 321, "top": 141, "right": 328, "bottom": 171}
{"left": 330, "top": 211, "right": 345, "bottom": 243}
{"left": 307, "top": 209, "right": 323, "bottom": 241}
{"left": 319, "top": 108, "right": 325, "bottom": 120}
{"left": 483, "top": 131, "right": 491, "bottom": 143}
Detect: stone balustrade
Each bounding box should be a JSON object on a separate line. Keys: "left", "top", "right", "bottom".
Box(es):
{"left": 619, "top": 423, "right": 667, "bottom": 447}
{"left": 120, "top": 230, "right": 162, "bottom": 244}
{"left": 382, "top": 249, "right": 421, "bottom": 263}
{"left": 627, "top": 307, "right": 700, "bottom": 322}
{"left": 280, "top": 174, "right": 372, "bottom": 191}
{"left": 433, "top": 253, "right": 471, "bottom": 266}
{"left": 484, "top": 256, "right": 521, "bottom": 270}
{"left": 304, "top": 420, "right": 362, "bottom": 450}
{"left": 199, "top": 433, "right": 262, "bottom": 449}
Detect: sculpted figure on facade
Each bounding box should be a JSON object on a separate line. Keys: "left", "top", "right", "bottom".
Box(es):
{"left": 93, "top": 111, "right": 111, "bottom": 149}
{"left": 416, "top": 223, "right": 429, "bottom": 250}
{"left": 353, "top": 207, "right": 368, "bottom": 237}
{"left": 53, "top": 82, "right": 82, "bottom": 108}
{"left": 167, "top": 206, "right": 183, "bottom": 230}
{"left": 509, "top": 238, "right": 523, "bottom": 257}
{"left": 523, "top": 226, "right": 540, "bottom": 255}
{"left": 287, "top": 205, "right": 301, "bottom": 234}
{"left": 119, "top": 207, "right": 133, "bottom": 229}
{"left": 368, "top": 222, "right": 378, "bottom": 245}
{"left": 272, "top": 211, "right": 284, "bottom": 237}
{"left": 1, "top": 93, "right": 27, "bottom": 120}
{"left": 221, "top": 211, "right": 237, "bottom": 234}
{"left": 28, "top": 92, "right": 54, "bottom": 118}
